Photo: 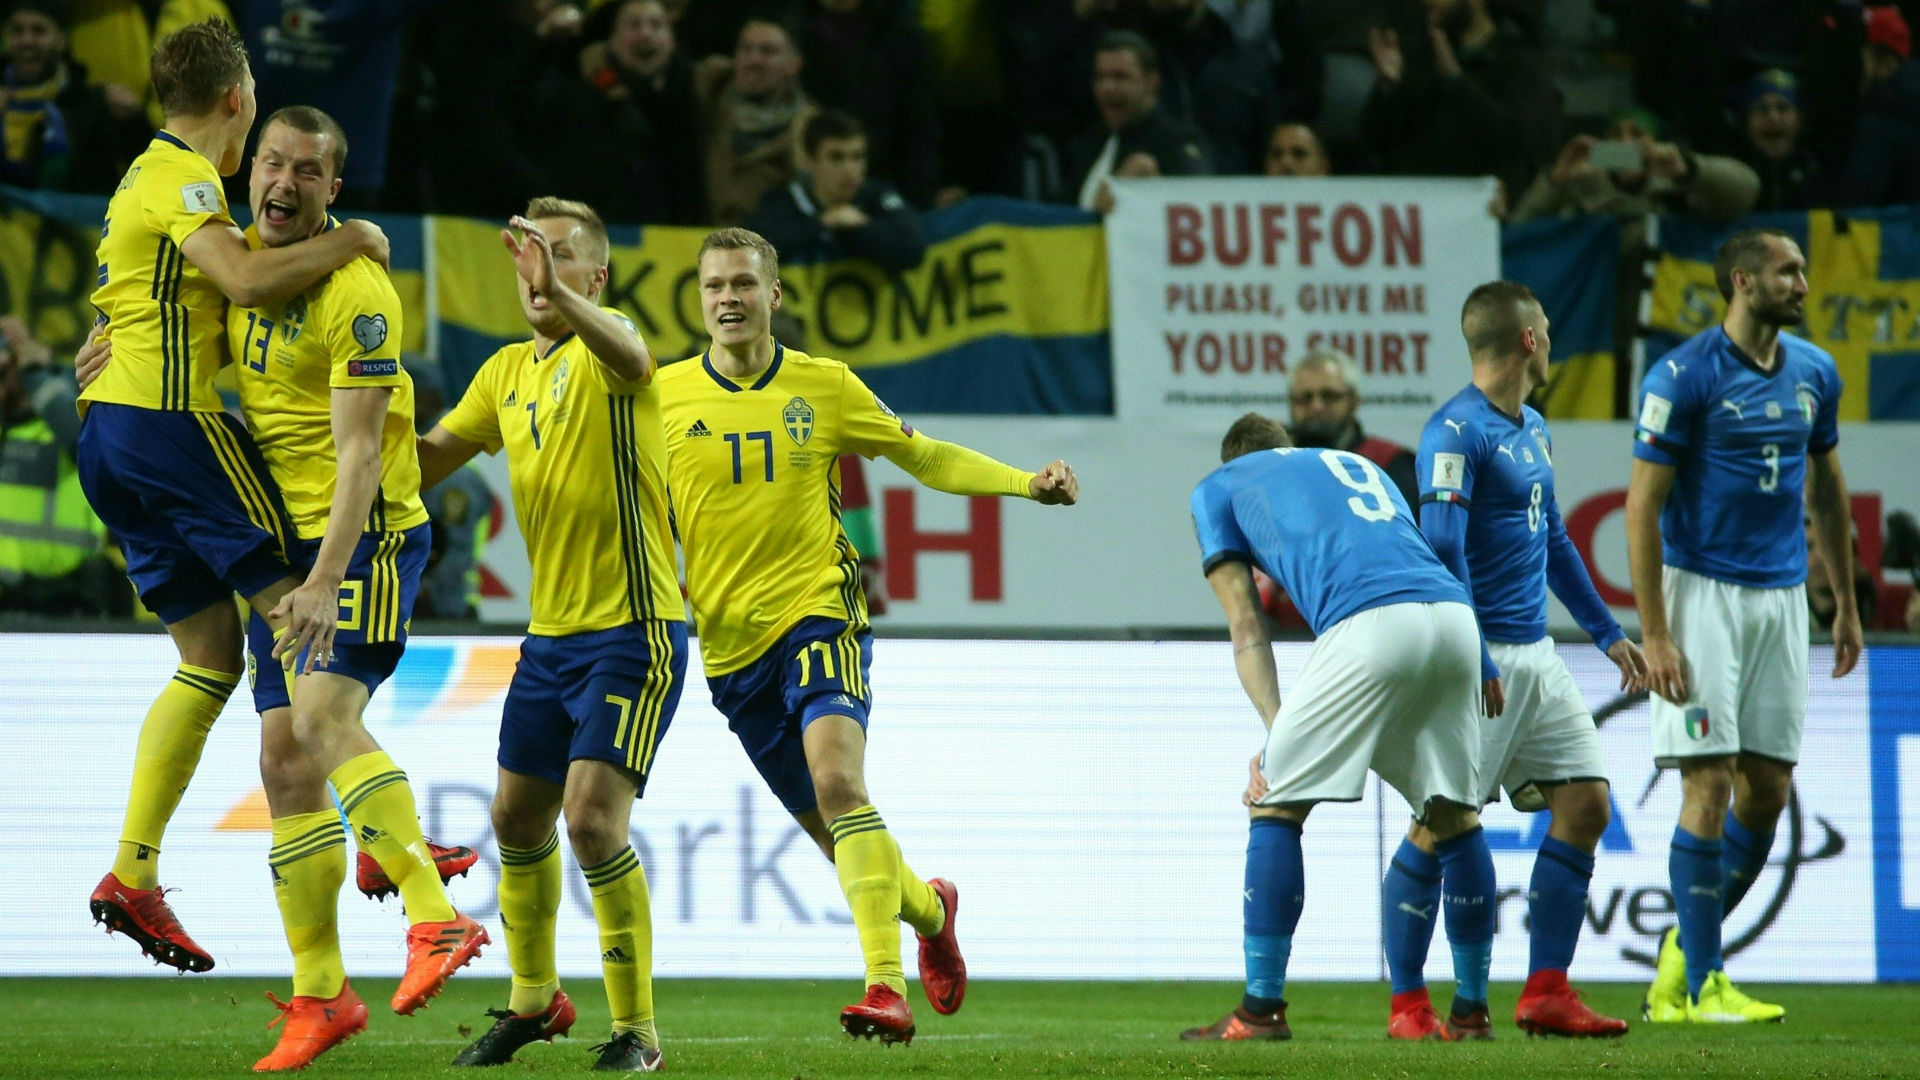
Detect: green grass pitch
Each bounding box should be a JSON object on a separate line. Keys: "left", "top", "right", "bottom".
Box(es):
{"left": 4, "top": 977, "right": 1916, "bottom": 1078}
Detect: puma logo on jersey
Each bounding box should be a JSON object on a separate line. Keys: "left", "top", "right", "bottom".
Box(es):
{"left": 1666, "top": 358, "right": 1686, "bottom": 377}
{"left": 1720, "top": 398, "right": 1746, "bottom": 420}
{"left": 1397, "top": 902, "right": 1434, "bottom": 921}
{"left": 1442, "top": 418, "right": 1466, "bottom": 436}
{"left": 685, "top": 419, "right": 713, "bottom": 438}
{"left": 1495, "top": 445, "right": 1517, "bottom": 461}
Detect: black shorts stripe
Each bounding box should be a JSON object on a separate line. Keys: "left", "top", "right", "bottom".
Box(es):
{"left": 193, "top": 413, "right": 287, "bottom": 559}
{"left": 606, "top": 394, "right": 653, "bottom": 623}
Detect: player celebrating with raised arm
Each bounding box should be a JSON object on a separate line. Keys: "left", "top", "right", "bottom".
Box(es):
{"left": 1381, "top": 282, "right": 1646, "bottom": 1041}
{"left": 1181, "top": 414, "right": 1496, "bottom": 1044}
{"left": 1629, "top": 228, "right": 1859, "bottom": 1025}
{"left": 416, "top": 199, "right": 684, "bottom": 1073}
{"left": 78, "top": 18, "right": 388, "bottom": 974}
{"left": 659, "top": 228, "right": 1078, "bottom": 1044}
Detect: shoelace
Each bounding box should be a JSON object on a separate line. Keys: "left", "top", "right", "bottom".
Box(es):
{"left": 264, "top": 992, "right": 296, "bottom": 1030}
{"left": 133, "top": 887, "right": 187, "bottom": 935}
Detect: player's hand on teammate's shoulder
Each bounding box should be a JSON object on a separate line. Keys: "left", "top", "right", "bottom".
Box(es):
{"left": 1482, "top": 677, "right": 1505, "bottom": 718}
{"left": 342, "top": 219, "right": 391, "bottom": 271}
{"left": 1608, "top": 638, "right": 1649, "bottom": 693}
{"left": 73, "top": 325, "right": 112, "bottom": 391}
{"left": 1242, "top": 752, "right": 1268, "bottom": 808}
{"left": 1642, "top": 635, "right": 1688, "bottom": 704}
{"left": 1029, "top": 460, "right": 1078, "bottom": 505}
{"left": 1830, "top": 607, "right": 1863, "bottom": 679}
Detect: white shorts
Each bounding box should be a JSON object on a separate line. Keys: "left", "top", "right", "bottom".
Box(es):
{"left": 1650, "top": 566, "right": 1809, "bottom": 765}
{"left": 1258, "top": 601, "right": 1482, "bottom": 815}
{"left": 1482, "top": 638, "right": 1609, "bottom": 811}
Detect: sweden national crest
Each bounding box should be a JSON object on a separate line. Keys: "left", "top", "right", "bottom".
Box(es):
{"left": 784, "top": 396, "right": 814, "bottom": 445}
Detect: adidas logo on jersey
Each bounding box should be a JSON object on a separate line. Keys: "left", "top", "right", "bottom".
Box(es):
{"left": 685, "top": 419, "right": 713, "bottom": 438}
{"left": 503, "top": 389, "right": 518, "bottom": 408}
{"left": 602, "top": 946, "right": 634, "bottom": 964}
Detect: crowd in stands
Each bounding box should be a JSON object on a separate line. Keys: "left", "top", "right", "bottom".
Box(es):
{"left": 8, "top": 0, "right": 1920, "bottom": 229}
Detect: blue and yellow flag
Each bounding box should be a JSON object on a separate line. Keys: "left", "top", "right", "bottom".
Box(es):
{"left": 1501, "top": 214, "right": 1620, "bottom": 420}
{"left": 1647, "top": 207, "right": 1920, "bottom": 421}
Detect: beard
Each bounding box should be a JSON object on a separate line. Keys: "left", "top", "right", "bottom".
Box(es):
{"left": 1751, "top": 292, "right": 1805, "bottom": 328}
{"left": 1290, "top": 415, "right": 1351, "bottom": 449}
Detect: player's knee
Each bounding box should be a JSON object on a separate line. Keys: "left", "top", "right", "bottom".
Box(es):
{"left": 490, "top": 797, "right": 555, "bottom": 851}
{"left": 1679, "top": 759, "right": 1736, "bottom": 811}
{"left": 564, "top": 811, "right": 630, "bottom": 868}
{"left": 257, "top": 745, "right": 325, "bottom": 808}
{"left": 1555, "top": 784, "right": 1611, "bottom": 848}
{"left": 810, "top": 769, "right": 868, "bottom": 819}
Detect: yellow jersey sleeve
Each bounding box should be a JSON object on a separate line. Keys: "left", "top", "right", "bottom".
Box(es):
{"left": 837, "top": 367, "right": 1033, "bottom": 496}
{"left": 323, "top": 259, "right": 406, "bottom": 389}
{"left": 441, "top": 351, "right": 507, "bottom": 453}
{"left": 140, "top": 146, "right": 233, "bottom": 245}
{"left": 836, "top": 367, "right": 918, "bottom": 458}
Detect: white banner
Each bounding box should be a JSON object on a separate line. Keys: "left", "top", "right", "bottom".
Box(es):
{"left": 1103, "top": 176, "right": 1500, "bottom": 422}
{"left": 472, "top": 419, "right": 1920, "bottom": 632}
{"left": 0, "top": 635, "right": 1898, "bottom": 982}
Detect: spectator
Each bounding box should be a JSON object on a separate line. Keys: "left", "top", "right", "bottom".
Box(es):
{"left": 1288, "top": 346, "right": 1417, "bottom": 507}
{"left": 420, "top": 0, "right": 580, "bottom": 217}
{"left": 696, "top": 16, "right": 816, "bottom": 224}
{"left": 792, "top": 0, "right": 940, "bottom": 207}
{"left": 1068, "top": 30, "right": 1213, "bottom": 214}
{"left": 1805, "top": 514, "right": 1878, "bottom": 634}
{"left": 65, "top": 0, "right": 230, "bottom": 130}
{"left": 234, "top": 0, "right": 441, "bottom": 208}
{"left": 748, "top": 110, "right": 926, "bottom": 271}
{"left": 1836, "top": 3, "right": 1920, "bottom": 208}
{"left": 541, "top": 0, "right": 702, "bottom": 224}
{"left": 0, "top": 316, "right": 122, "bottom": 616}
{"left": 1360, "top": 0, "right": 1561, "bottom": 199}
{"left": 1509, "top": 110, "right": 1758, "bottom": 223}
{"left": 0, "top": 0, "right": 148, "bottom": 193}
{"left": 1263, "top": 120, "right": 1329, "bottom": 175}
{"left": 1734, "top": 69, "right": 1827, "bottom": 212}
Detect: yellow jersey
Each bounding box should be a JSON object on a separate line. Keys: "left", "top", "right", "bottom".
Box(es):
{"left": 660, "top": 343, "right": 1032, "bottom": 675}
{"left": 229, "top": 223, "right": 428, "bottom": 541}
{"left": 82, "top": 131, "right": 234, "bottom": 413}
{"left": 441, "top": 312, "right": 684, "bottom": 636}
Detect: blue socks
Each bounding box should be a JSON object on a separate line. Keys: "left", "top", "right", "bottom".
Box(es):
{"left": 1382, "top": 838, "right": 1443, "bottom": 993}
{"left": 1242, "top": 818, "right": 1304, "bottom": 1014}
{"left": 1528, "top": 835, "right": 1594, "bottom": 975}
{"left": 1670, "top": 825, "right": 1725, "bottom": 999}
{"left": 1437, "top": 826, "right": 1496, "bottom": 1008}
{"left": 1720, "top": 816, "right": 1774, "bottom": 918}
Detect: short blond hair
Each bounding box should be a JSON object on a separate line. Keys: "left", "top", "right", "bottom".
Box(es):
{"left": 698, "top": 226, "right": 780, "bottom": 283}
{"left": 524, "top": 196, "right": 609, "bottom": 265}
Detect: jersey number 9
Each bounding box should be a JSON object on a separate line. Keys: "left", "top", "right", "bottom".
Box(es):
{"left": 1322, "top": 451, "right": 1396, "bottom": 522}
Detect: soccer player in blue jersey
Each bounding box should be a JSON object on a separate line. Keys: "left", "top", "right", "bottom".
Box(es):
{"left": 1383, "top": 281, "right": 1646, "bottom": 1041}
{"left": 1180, "top": 414, "right": 1497, "bottom": 1042}
{"left": 1628, "top": 228, "right": 1860, "bottom": 1024}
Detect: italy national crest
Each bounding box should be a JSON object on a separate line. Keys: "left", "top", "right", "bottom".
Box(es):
{"left": 783, "top": 396, "right": 814, "bottom": 445}
{"left": 1796, "top": 384, "right": 1817, "bottom": 426}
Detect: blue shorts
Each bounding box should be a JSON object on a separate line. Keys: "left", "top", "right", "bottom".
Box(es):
{"left": 499, "top": 620, "right": 687, "bottom": 795}
{"left": 245, "top": 524, "right": 431, "bottom": 713}
{"left": 706, "top": 616, "right": 873, "bottom": 814}
{"left": 76, "top": 404, "right": 299, "bottom": 623}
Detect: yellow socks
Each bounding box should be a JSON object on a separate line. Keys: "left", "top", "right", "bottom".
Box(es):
{"left": 584, "top": 848, "right": 656, "bottom": 1045}
{"left": 113, "top": 665, "right": 238, "bottom": 888}
{"left": 269, "top": 811, "right": 348, "bottom": 999}
{"left": 329, "top": 751, "right": 454, "bottom": 923}
{"left": 499, "top": 832, "right": 563, "bottom": 1016}
{"left": 830, "top": 805, "right": 907, "bottom": 995}
{"left": 897, "top": 847, "right": 944, "bottom": 938}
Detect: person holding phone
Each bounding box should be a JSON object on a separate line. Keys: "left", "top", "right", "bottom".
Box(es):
{"left": 1508, "top": 109, "right": 1758, "bottom": 223}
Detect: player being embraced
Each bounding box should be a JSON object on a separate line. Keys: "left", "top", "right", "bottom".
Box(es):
{"left": 79, "top": 18, "right": 389, "bottom": 974}
{"left": 417, "top": 199, "right": 683, "bottom": 1073}
{"left": 1181, "top": 414, "right": 1496, "bottom": 1043}
{"left": 1629, "top": 228, "right": 1859, "bottom": 1024}
{"left": 659, "top": 228, "right": 1078, "bottom": 1043}
{"left": 78, "top": 107, "right": 487, "bottom": 1071}
{"left": 1382, "top": 281, "right": 1646, "bottom": 1042}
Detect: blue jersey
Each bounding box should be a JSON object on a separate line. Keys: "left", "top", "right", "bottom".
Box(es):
{"left": 1418, "top": 386, "right": 1624, "bottom": 653}
{"left": 1190, "top": 447, "right": 1469, "bottom": 634}
{"left": 1633, "top": 328, "right": 1841, "bottom": 588}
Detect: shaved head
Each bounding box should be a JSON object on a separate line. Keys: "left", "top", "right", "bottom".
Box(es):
{"left": 1460, "top": 280, "right": 1542, "bottom": 359}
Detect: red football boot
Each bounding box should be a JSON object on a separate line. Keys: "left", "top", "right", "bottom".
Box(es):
{"left": 89, "top": 872, "right": 215, "bottom": 972}
{"left": 253, "top": 981, "right": 369, "bottom": 1072}
{"left": 1387, "top": 987, "right": 1452, "bottom": 1041}
{"left": 916, "top": 878, "right": 968, "bottom": 1015}
{"left": 357, "top": 840, "right": 480, "bottom": 900}
{"left": 1515, "top": 969, "right": 1629, "bottom": 1038}
{"left": 451, "top": 989, "right": 578, "bottom": 1065}
{"left": 840, "top": 984, "right": 916, "bottom": 1045}
{"left": 1179, "top": 1004, "right": 1292, "bottom": 1041}
{"left": 392, "top": 912, "right": 489, "bottom": 1015}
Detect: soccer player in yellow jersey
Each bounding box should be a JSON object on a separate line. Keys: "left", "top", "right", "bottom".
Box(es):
{"left": 76, "top": 18, "right": 389, "bottom": 973}
{"left": 416, "top": 199, "right": 683, "bottom": 1073}
{"left": 660, "top": 228, "right": 1079, "bottom": 1043}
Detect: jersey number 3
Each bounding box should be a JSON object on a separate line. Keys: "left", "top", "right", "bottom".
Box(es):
{"left": 1322, "top": 451, "right": 1396, "bottom": 522}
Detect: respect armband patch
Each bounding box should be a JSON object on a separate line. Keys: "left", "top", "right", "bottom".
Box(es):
{"left": 348, "top": 359, "right": 399, "bottom": 377}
